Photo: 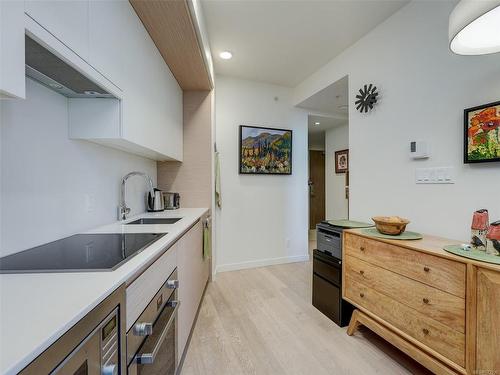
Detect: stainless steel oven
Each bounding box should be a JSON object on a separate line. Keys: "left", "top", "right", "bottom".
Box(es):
{"left": 127, "top": 269, "right": 180, "bottom": 375}
{"left": 20, "top": 285, "right": 126, "bottom": 375}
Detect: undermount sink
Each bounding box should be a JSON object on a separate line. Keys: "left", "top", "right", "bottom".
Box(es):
{"left": 126, "top": 218, "right": 182, "bottom": 225}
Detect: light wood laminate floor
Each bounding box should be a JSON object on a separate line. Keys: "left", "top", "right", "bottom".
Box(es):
{"left": 181, "top": 260, "right": 431, "bottom": 375}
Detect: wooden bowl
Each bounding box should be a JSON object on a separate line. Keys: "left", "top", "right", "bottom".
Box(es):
{"left": 372, "top": 216, "right": 410, "bottom": 235}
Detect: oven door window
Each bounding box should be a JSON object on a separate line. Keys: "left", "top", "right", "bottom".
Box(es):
{"left": 133, "top": 296, "right": 177, "bottom": 375}
{"left": 51, "top": 333, "right": 101, "bottom": 375}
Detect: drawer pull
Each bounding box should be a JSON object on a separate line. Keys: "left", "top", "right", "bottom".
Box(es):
{"left": 422, "top": 297, "right": 430, "bottom": 304}
{"left": 359, "top": 292, "right": 365, "bottom": 298}
{"left": 423, "top": 266, "right": 430, "bottom": 272}
{"left": 360, "top": 246, "right": 365, "bottom": 251}
{"left": 359, "top": 270, "right": 365, "bottom": 275}
{"left": 422, "top": 328, "right": 429, "bottom": 335}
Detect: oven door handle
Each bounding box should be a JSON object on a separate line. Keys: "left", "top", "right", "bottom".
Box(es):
{"left": 135, "top": 300, "right": 180, "bottom": 365}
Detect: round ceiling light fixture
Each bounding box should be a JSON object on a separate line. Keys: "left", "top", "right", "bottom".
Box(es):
{"left": 449, "top": 0, "right": 500, "bottom": 55}
{"left": 219, "top": 51, "right": 233, "bottom": 60}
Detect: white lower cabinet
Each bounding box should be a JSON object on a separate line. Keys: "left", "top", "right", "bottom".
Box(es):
{"left": 0, "top": 0, "right": 25, "bottom": 99}
{"left": 177, "top": 220, "right": 210, "bottom": 361}
{"left": 125, "top": 217, "right": 209, "bottom": 365}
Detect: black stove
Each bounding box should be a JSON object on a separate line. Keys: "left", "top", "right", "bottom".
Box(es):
{"left": 0, "top": 232, "right": 166, "bottom": 273}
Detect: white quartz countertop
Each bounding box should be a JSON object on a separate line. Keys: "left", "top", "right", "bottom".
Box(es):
{"left": 0, "top": 208, "right": 208, "bottom": 375}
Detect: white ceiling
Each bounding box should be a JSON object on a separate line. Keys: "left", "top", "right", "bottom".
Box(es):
{"left": 299, "top": 75, "right": 349, "bottom": 117}
{"left": 202, "top": 0, "right": 409, "bottom": 87}
{"left": 308, "top": 114, "right": 346, "bottom": 135}
{"left": 308, "top": 114, "right": 347, "bottom": 149}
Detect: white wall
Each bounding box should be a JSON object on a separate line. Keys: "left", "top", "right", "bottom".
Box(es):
{"left": 325, "top": 123, "right": 348, "bottom": 220}
{"left": 215, "top": 76, "right": 309, "bottom": 272}
{"left": 294, "top": 1, "right": 500, "bottom": 241}
{"left": 0, "top": 79, "right": 157, "bottom": 256}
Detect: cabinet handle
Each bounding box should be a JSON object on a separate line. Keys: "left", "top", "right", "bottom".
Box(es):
{"left": 422, "top": 328, "right": 429, "bottom": 335}
{"left": 359, "top": 292, "right": 365, "bottom": 298}
{"left": 422, "top": 298, "right": 430, "bottom": 304}
{"left": 423, "top": 266, "right": 430, "bottom": 272}
{"left": 360, "top": 246, "right": 365, "bottom": 251}
{"left": 359, "top": 270, "right": 365, "bottom": 276}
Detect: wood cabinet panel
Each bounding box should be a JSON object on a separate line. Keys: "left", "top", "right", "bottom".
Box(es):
{"left": 345, "top": 277, "right": 465, "bottom": 367}
{"left": 177, "top": 220, "right": 209, "bottom": 361}
{"left": 476, "top": 268, "right": 500, "bottom": 372}
{"left": 345, "top": 255, "right": 465, "bottom": 333}
{"left": 344, "top": 233, "right": 466, "bottom": 298}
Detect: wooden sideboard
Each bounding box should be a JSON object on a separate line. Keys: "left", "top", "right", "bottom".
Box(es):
{"left": 342, "top": 229, "right": 500, "bottom": 375}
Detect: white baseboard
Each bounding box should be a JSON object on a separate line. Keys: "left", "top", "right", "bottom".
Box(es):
{"left": 216, "top": 254, "right": 310, "bottom": 273}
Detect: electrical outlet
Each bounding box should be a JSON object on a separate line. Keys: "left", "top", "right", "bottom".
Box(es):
{"left": 84, "top": 193, "right": 95, "bottom": 213}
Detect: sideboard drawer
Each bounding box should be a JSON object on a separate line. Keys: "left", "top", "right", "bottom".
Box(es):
{"left": 345, "top": 255, "right": 465, "bottom": 333}
{"left": 345, "top": 277, "right": 465, "bottom": 367}
{"left": 344, "top": 233, "right": 466, "bottom": 298}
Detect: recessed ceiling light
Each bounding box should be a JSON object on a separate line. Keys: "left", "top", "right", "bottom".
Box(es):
{"left": 314, "top": 122, "right": 320, "bottom": 126}
{"left": 219, "top": 51, "right": 233, "bottom": 60}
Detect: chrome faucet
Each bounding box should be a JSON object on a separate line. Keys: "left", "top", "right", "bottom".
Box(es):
{"left": 118, "top": 172, "right": 155, "bottom": 220}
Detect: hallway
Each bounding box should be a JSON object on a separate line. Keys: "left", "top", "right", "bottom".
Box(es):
{"left": 181, "top": 261, "right": 431, "bottom": 374}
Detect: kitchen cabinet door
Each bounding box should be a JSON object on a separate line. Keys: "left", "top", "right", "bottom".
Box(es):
{"left": 88, "top": 0, "right": 124, "bottom": 89}
{"left": 120, "top": 2, "right": 183, "bottom": 161}
{"left": 0, "top": 0, "right": 25, "bottom": 99}
{"left": 177, "top": 220, "right": 209, "bottom": 361}
{"left": 476, "top": 268, "right": 500, "bottom": 371}
{"left": 25, "top": 0, "right": 89, "bottom": 60}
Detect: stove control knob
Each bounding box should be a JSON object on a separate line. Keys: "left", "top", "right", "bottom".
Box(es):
{"left": 102, "top": 364, "right": 117, "bottom": 375}
{"left": 166, "top": 279, "right": 179, "bottom": 289}
{"left": 133, "top": 322, "right": 153, "bottom": 336}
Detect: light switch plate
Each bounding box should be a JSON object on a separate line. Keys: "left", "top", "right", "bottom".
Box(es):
{"left": 416, "top": 167, "right": 454, "bottom": 184}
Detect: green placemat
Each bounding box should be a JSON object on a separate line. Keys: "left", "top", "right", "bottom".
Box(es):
{"left": 327, "top": 219, "right": 374, "bottom": 228}
{"left": 361, "top": 227, "right": 423, "bottom": 240}
{"left": 443, "top": 245, "right": 500, "bottom": 265}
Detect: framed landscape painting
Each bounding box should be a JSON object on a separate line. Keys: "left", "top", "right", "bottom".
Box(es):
{"left": 239, "top": 125, "right": 292, "bottom": 175}
{"left": 464, "top": 101, "right": 500, "bottom": 163}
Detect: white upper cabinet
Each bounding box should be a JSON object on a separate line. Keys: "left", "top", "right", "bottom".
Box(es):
{"left": 88, "top": 0, "right": 125, "bottom": 89}
{"left": 68, "top": 1, "right": 183, "bottom": 161}
{"left": 25, "top": 0, "right": 89, "bottom": 61}
{"left": 22, "top": 0, "right": 183, "bottom": 161}
{"left": 120, "top": 2, "right": 183, "bottom": 161}
{"left": 0, "top": 0, "right": 25, "bottom": 99}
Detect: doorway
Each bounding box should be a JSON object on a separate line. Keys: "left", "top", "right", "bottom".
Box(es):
{"left": 302, "top": 76, "right": 349, "bottom": 238}
{"left": 309, "top": 150, "right": 325, "bottom": 229}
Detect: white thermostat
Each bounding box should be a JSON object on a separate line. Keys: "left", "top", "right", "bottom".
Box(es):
{"left": 410, "top": 141, "right": 429, "bottom": 159}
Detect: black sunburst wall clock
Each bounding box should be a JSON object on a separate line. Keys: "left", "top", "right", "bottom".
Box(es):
{"left": 355, "top": 84, "right": 379, "bottom": 113}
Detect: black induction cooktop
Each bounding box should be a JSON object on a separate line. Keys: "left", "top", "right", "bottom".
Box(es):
{"left": 0, "top": 232, "right": 167, "bottom": 273}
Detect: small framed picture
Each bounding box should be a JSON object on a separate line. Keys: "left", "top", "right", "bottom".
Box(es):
{"left": 464, "top": 101, "right": 500, "bottom": 164}
{"left": 335, "top": 149, "right": 349, "bottom": 174}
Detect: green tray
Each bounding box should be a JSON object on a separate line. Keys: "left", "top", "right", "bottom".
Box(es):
{"left": 443, "top": 245, "right": 500, "bottom": 265}
{"left": 361, "top": 227, "right": 423, "bottom": 240}
{"left": 327, "top": 219, "right": 374, "bottom": 228}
